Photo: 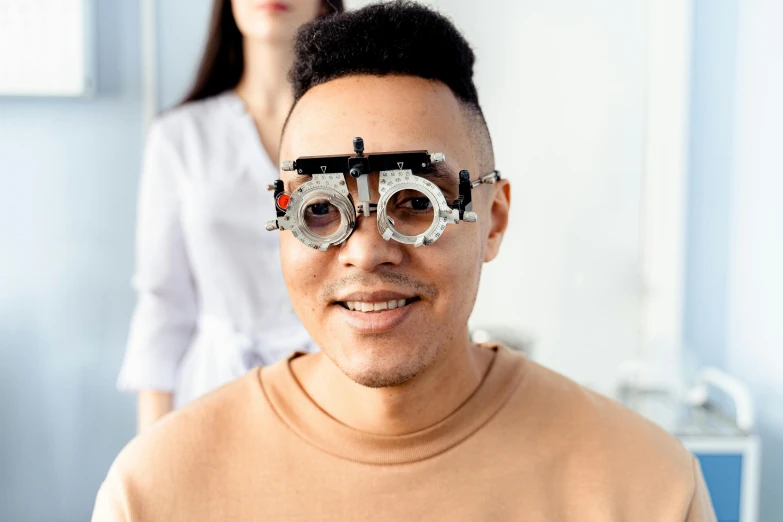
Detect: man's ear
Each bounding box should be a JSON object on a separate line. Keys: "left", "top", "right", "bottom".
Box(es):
{"left": 483, "top": 179, "right": 511, "bottom": 263}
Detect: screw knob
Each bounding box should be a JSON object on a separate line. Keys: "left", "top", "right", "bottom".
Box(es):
{"left": 463, "top": 211, "right": 478, "bottom": 223}
{"left": 353, "top": 137, "right": 364, "bottom": 156}
{"left": 281, "top": 161, "right": 295, "bottom": 171}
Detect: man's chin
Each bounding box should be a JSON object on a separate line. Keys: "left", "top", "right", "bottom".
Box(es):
{"left": 327, "top": 343, "right": 437, "bottom": 389}
{"left": 344, "top": 365, "right": 423, "bottom": 389}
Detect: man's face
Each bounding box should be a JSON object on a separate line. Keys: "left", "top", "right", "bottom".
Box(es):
{"left": 279, "top": 75, "right": 505, "bottom": 388}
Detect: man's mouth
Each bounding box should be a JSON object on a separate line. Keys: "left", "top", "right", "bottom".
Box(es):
{"left": 337, "top": 297, "right": 421, "bottom": 313}
{"left": 332, "top": 291, "right": 421, "bottom": 333}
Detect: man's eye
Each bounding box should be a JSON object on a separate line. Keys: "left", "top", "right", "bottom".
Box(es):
{"left": 306, "top": 202, "right": 332, "bottom": 215}
{"left": 399, "top": 197, "right": 432, "bottom": 211}
{"left": 410, "top": 198, "right": 432, "bottom": 211}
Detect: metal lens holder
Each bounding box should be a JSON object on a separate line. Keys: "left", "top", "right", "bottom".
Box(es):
{"left": 265, "top": 137, "right": 499, "bottom": 251}
{"left": 284, "top": 173, "right": 355, "bottom": 251}
{"left": 376, "top": 170, "right": 453, "bottom": 247}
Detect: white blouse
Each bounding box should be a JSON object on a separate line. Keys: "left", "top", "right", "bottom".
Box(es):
{"left": 117, "top": 91, "right": 314, "bottom": 407}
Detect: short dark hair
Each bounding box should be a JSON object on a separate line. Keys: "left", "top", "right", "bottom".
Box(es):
{"left": 288, "top": 1, "right": 494, "bottom": 171}
{"left": 291, "top": 1, "right": 479, "bottom": 106}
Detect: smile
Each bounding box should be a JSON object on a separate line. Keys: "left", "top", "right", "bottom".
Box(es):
{"left": 338, "top": 298, "right": 420, "bottom": 313}
{"left": 333, "top": 293, "right": 421, "bottom": 333}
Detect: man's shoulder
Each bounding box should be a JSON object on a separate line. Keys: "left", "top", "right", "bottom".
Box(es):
{"left": 508, "top": 357, "right": 695, "bottom": 482}
{"left": 109, "top": 370, "right": 270, "bottom": 484}
{"left": 94, "top": 370, "right": 284, "bottom": 519}
{"left": 482, "top": 351, "right": 712, "bottom": 520}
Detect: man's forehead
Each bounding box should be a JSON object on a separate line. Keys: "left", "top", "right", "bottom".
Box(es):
{"left": 280, "top": 75, "right": 470, "bottom": 166}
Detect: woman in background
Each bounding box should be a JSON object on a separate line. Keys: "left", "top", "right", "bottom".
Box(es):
{"left": 118, "top": 0, "right": 344, "bottom": 432}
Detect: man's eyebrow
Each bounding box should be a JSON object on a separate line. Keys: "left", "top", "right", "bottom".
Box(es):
{"left": 283, "top": 161, "right": 458, "bottom": 192}
{"left": 286, "top": 174, "right": 312, "bottom": 193}
{"left": 419, "top": 162, "right": 459, "bottom": 185}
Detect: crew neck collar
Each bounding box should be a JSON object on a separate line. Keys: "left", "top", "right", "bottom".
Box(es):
{"left": 259, "top": 345, "right": 526, "bottom": 465}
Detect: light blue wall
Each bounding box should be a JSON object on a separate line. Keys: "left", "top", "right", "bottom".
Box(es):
{"left": 723, "top": 0, "right": 783, "bottom": 518}
{"left": 685, "top": 0, "right": 783, "bottom": 519}
{"left": 0, "top": 1, "right": 211, "bottom": 520}
{"left": 683, "top": 0, "right": 738, "bottom": 372}
{"left": 157, "top": 0, "right": 212, "bottom": 109}
{"left": 0, "top": 1, "right": 139, "bottom": 520}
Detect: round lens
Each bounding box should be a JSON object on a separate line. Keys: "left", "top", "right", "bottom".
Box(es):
{"left": 302, "top": 197, "right": 343, "bottom": 237}
{"left": 383, "top": 188, "right": 436, "bottom": 237}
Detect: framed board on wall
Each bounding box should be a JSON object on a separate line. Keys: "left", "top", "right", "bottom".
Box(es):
{"left": 0, "top": 0, "right": 95, "bottom": 96}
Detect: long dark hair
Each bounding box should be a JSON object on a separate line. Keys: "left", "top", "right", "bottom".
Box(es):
{"left": 181, "top": 0, "right": 345, "bottom": 104}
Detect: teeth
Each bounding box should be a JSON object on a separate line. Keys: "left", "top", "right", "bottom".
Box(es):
{"left": 344, "top": 299, "right": 412, "bottom": 313}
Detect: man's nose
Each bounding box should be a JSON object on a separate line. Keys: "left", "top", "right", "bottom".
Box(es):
{"left": 337, "top": 211, "right": 405, "bottom": 271}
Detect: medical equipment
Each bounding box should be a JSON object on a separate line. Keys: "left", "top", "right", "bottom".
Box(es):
{"left": 265, "top": 137, "right": 500, "bottom": 250}
{"left": 619, "top": 367, "right": 761, "bottom": 522}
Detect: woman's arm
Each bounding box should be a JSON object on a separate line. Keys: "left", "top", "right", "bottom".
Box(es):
{"left": 117, "top": 119, "right": 198, "bottom": 427}
{"left": 137, "top": 390, "right": 174, "bottom": 433}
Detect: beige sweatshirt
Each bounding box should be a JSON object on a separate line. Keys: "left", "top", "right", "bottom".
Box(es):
{"left": 93, "top": 346, "right": 716, "bottom": 521}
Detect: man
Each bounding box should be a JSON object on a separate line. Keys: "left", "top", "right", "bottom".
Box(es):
{"left": 93, "top": 2, "right": 716, "bottom": 520}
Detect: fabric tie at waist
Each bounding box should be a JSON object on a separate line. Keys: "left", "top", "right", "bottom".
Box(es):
{"left": 197, "top": 314, "right": 314, "bottom": 379}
